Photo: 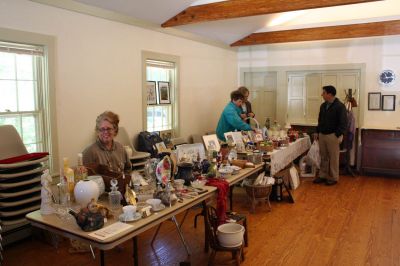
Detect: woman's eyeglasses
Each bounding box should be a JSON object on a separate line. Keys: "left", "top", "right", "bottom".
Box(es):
{"left": 98, "top": 127, "right": 115, "bottom": 133}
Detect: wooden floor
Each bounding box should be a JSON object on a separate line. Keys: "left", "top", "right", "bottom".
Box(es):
{"left": 4, "top": 174, "right": 400, "bottom": 266}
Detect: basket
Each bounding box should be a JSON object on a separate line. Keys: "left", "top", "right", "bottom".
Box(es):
{"left": 244, "top": 183, "right": 272, "bottom": 213}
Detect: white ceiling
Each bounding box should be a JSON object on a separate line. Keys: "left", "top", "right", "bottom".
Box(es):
{"left": 71, "top": 0, "right": 400, "bottom": 45}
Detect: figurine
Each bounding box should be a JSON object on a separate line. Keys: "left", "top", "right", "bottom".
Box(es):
{"left": 40, "top": 169, "right": 55, "bottom": 215}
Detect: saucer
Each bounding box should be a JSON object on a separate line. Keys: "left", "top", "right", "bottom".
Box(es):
{"left": 151, "top": 203, "right": 166, "bottom": 212}
{"left": 119, "top": 212, "right": 142, "bottom": 222}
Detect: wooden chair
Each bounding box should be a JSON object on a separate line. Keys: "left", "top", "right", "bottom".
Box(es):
{"left": 205, "top": 206, "right": 244, "bottom": 266}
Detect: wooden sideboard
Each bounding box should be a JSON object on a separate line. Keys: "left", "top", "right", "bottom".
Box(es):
{"left": 361, "top": 128, "right": 400, "bottom": 176}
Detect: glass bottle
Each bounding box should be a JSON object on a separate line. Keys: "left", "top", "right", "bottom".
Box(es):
{"left": 75, "top": 153, "right": 88, "bottom": 182}
{"left": 109, "top": 178, "right": 122, "bottom": 211}
{"left": 59, "top": 168, "right": 69, "bottom": 206}
{"left": 63, "top": 157, "right": 75, "bottom": 201}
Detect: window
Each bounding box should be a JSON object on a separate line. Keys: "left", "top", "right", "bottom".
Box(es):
{"left": 0, "top": 41, "right": 47, "bottom": 153}
{"left": 144, "top": 58, "right": 178, "bottom": 133}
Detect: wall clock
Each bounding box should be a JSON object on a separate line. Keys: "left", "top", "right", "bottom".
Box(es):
{"left": 379, "top": 69, "right": 396, "bottom": 86}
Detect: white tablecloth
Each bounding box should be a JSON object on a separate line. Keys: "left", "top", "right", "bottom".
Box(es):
{"left": 269, "top": 136, "right": 311, "bottom": 176}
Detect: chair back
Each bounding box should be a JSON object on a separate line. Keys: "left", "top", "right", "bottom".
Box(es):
{"left": 205, "top": 205, "right": 220, "bottom": 249}
{"left": 0, "top": 125, "right": 28, "bottom": 159}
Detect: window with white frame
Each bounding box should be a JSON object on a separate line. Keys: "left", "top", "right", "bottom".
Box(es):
{"left": 0, "top": 41, "right": 48, "bottom": 153}
{"left": 145, "top": 59, "right": 176, "bottom": 132}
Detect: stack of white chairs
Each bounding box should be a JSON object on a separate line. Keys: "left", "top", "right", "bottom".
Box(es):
{"left": 0, "top": 125, "right": 49, "bottom": 245}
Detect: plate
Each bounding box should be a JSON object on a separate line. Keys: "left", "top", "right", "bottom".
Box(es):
{"left": 151, "top": 203, "right": 166, "bottom": 212}
{"left": 119, "top": 212, "right": 142, "bottom": 222}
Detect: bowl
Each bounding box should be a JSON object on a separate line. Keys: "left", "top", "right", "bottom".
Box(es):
{"left": 217, "top": 223, "right": 245, "bottom": 247}
{"left": 174, "top": 179, "right": 185, "bottom": 190}
{"left": 146, "top": 198, "right": 162, "bottom": 209}
{"left": 191, "top": 179, "right": 207, "bottom": 189}
{"left": 218, "top": 167, "right": 233, "bottom": 177}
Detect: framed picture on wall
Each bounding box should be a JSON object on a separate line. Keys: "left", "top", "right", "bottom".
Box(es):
{"left": 382, "top": 95, "right": 396, "bottom": 111}
{"left": 368, "top": 92, "right": 381, "bottom": 110}
{"left": 158, "top": 81, "right": 171, "bottom": 104}
{"left": 146, "top": 81, "right": 157, "bottom": 105}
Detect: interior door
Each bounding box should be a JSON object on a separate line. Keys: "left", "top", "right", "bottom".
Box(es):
{"left": 243, "top": 71, "right": 277, "bottom": 127}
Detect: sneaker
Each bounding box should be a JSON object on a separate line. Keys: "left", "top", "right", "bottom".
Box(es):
{"left": 325, "top": 180, "right": 338, "bottom": 186}
{"left": 313, "top": 177, "right": 326, "bottom": 184}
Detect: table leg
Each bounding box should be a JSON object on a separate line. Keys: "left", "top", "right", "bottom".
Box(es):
{"left": 150, "top": 223, "right": 163, "bottom": 247}
{"left": 229, "top": 186, "right": 234, "bottom": 211}
{"left": 133, "top": 236, "right": 138, "bottom": 266}
{"left": 172, "top": 215, "right": 191, "bottom": 258}
{"left": 100, "top": 250, "right": 105, "bottom": 266}
{"left": 202, "top": 201, "right": 209, "bottom": 253}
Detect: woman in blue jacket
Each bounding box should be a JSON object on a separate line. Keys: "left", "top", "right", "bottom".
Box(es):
{"left": 216, "top": 90, "right": 253, "bottom": 141}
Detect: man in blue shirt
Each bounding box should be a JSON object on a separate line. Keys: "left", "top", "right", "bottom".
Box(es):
{"left": 216, "top": 90, "right": 253, "bottom": 141}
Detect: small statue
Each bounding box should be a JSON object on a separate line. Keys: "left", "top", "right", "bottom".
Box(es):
{"left": 40, "top": 169, "right": 54, "bottom": 215}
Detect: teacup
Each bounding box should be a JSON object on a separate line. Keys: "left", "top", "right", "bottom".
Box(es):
{"left": 174, "top": 179, "right": 185, "bottom": 191}
{"left": 122, "top": 205, "right": 136, "bottom": 220}
{"left": 146, "top": 198, "right": 161, "bottom": 210}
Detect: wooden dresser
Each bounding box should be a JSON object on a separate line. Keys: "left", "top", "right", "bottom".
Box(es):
{"left": 361, "top": 128, "right": 400, "bottom": 176}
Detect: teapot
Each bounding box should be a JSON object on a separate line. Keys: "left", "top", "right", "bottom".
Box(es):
{"left": 69, "top": 199, "right": 109, "bottom": 232}
{"left": 175, "top": 162, "right": 195, "bottom": 186}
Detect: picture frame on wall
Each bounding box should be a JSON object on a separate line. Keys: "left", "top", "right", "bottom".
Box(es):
{"left": 382, "top": 95, "right": 396, "bottom": 111}
{"left": 158, "top": 81, "right": 171, "bottom": 104}
{"left": 368, "top": 92, "right": 381, "bottom": 110}
{"left": 146, "top": 81, "right": 157, "bottom": 105}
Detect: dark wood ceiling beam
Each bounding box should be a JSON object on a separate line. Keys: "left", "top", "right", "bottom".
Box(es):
{"left": 231, "top": 20, "right": 400, "bottom": 46}
{"left": 162, "top": 0, "right": 382, "bottom": 27}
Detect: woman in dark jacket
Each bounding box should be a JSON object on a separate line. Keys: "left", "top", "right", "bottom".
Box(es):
{"left": 238, "top": 86, "right": 255, "bottom": 123}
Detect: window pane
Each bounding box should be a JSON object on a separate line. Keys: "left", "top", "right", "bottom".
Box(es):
{"left": 18, "top": 81, "right": 36, "bottom": 111}
{"left": 26, "top": 143, "right": 37, "bottom": 153}
{"left": 0, "top": 115, "right": 21, "bottom": 134}
{"left": 16, "top": 54, "right": 34, "bottom": 80}
{"left": 22, "top": 115, "right": 38, "bottom": 144}
{"left": 0, "top": 80, "right": 17, "bottom": 111}
{"left": 0, "top": 52, "right": 15, "bottom": 79}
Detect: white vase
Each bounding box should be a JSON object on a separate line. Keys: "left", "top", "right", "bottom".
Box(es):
{"left": 74, "top": 179, "right": 100, "bottom": 207}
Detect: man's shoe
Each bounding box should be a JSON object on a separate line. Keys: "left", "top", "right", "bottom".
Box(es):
{"left": 325, "top": 180, "right": 338, "bottom": 186}
{"left": 313, "top": 177, "right": 326, "bottom": 184}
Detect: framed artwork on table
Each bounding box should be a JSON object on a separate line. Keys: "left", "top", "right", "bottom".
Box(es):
{"left": 368, "top": 92, "right": 381, "bottom": 110}
{"left": 176, "top": 143, "right": 206, "bottom": 162}
{"left": 202, "top": 134, "right": 220, "bottom": 152}
{"left": 158, "top": 81, "right": 171, "bottom": 104}
{"left": 160, "top": 130, "right": 173, "bottom": 142}
{"left": 146, "top": 81, "right": 157, "bottom": 105}
{"left": 382, "top": 95, "right": 396, "bottom": 111}
{"left": 155, "top": 142, "right": 167, "bottom": 153}
{"left": 224, "top": 132, "right": 244, "bottom": 146}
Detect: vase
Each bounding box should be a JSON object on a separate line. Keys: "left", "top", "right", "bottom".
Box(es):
{"left": 74, "top": 179, "right": 100, "bottom": 207}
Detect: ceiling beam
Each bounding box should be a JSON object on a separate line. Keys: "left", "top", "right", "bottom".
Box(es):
{"left": 230, "top": 20, "right": 400, "bottom": 46}
{"left": 162, "top": 0, "right": 382, "bottom": 27}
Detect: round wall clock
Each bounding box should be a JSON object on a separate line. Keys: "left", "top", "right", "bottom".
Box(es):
{"left": 379, "top": 69, "right": 396, "bottom": 86}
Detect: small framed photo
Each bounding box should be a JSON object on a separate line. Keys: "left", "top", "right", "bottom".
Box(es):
{"left": 155, "top": 142, "right": 167, "bottom": 153}
{"left": 160, "top": 130, "right": 173, "bottom": 142}
{"left": 224, "top": 132, "right": 244, "bottom": 146}
{"left": 202, "top": 134, "right": 220, "bottom": 152}
{"left": 382, "top": 95, "right": 396, "bottom": 111}
{"left": 158, "top": 81, "right": 171, "bottom": 104}
{"left": 368, "top": 92, "right": 381, "bottom": 110}
{"left": 146, "top": 81, "right": 157, "bottom": 105}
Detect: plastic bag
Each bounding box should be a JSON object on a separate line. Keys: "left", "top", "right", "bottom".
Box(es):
{"left": 289, "top": 166, "right": 300, "bottom": 190}
{"left": 307, "top": 140, "right": 321, "bottom": 169}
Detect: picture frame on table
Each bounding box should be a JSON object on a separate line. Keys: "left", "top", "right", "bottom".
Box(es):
{"left": 155, "top": 142, "right": 167, "bottom": 153}
{"left": 146, "top": 81, "right": 157, "bottom": 105}
{"left": 224, "top": 131, "right": 244, "bottom": 146}
{"left": 160, "top": 130, "right": 173, "bottom": 142}
{"left": 382, "top": 95, "right": 396, "bottom": 111}
{"left": 253, "top": 132, "right": 264, "bottom": 142}
{"left": 368, "top": 92, "right": 381, "bottom": 110}
{"left": 158, "top": 81, "right": 171, "bottom": 104}
{"left": 176, "top": 143, "right": 206, "bottom": 162}
{"left": 202, "top": 134, "right": 220, "bottom": 151}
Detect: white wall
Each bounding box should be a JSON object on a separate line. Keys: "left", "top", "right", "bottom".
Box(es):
{"left": 238, "top": 37, "right": 400, "bottom": 129}
{"left": 0, "top": 0, "right": 237, "bottom": 167}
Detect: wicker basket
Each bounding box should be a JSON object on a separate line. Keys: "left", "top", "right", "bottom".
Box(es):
{"left": 244, "top": 183, "right": 272, "bottom": 213}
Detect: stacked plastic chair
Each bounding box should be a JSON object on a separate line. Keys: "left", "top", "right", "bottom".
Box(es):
{"left": 0, "top": 125, "right": 49, "bottom": 245}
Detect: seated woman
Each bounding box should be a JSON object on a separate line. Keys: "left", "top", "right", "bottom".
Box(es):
{"left": 82, "top": 111, "right": 132, "bottom": 186}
